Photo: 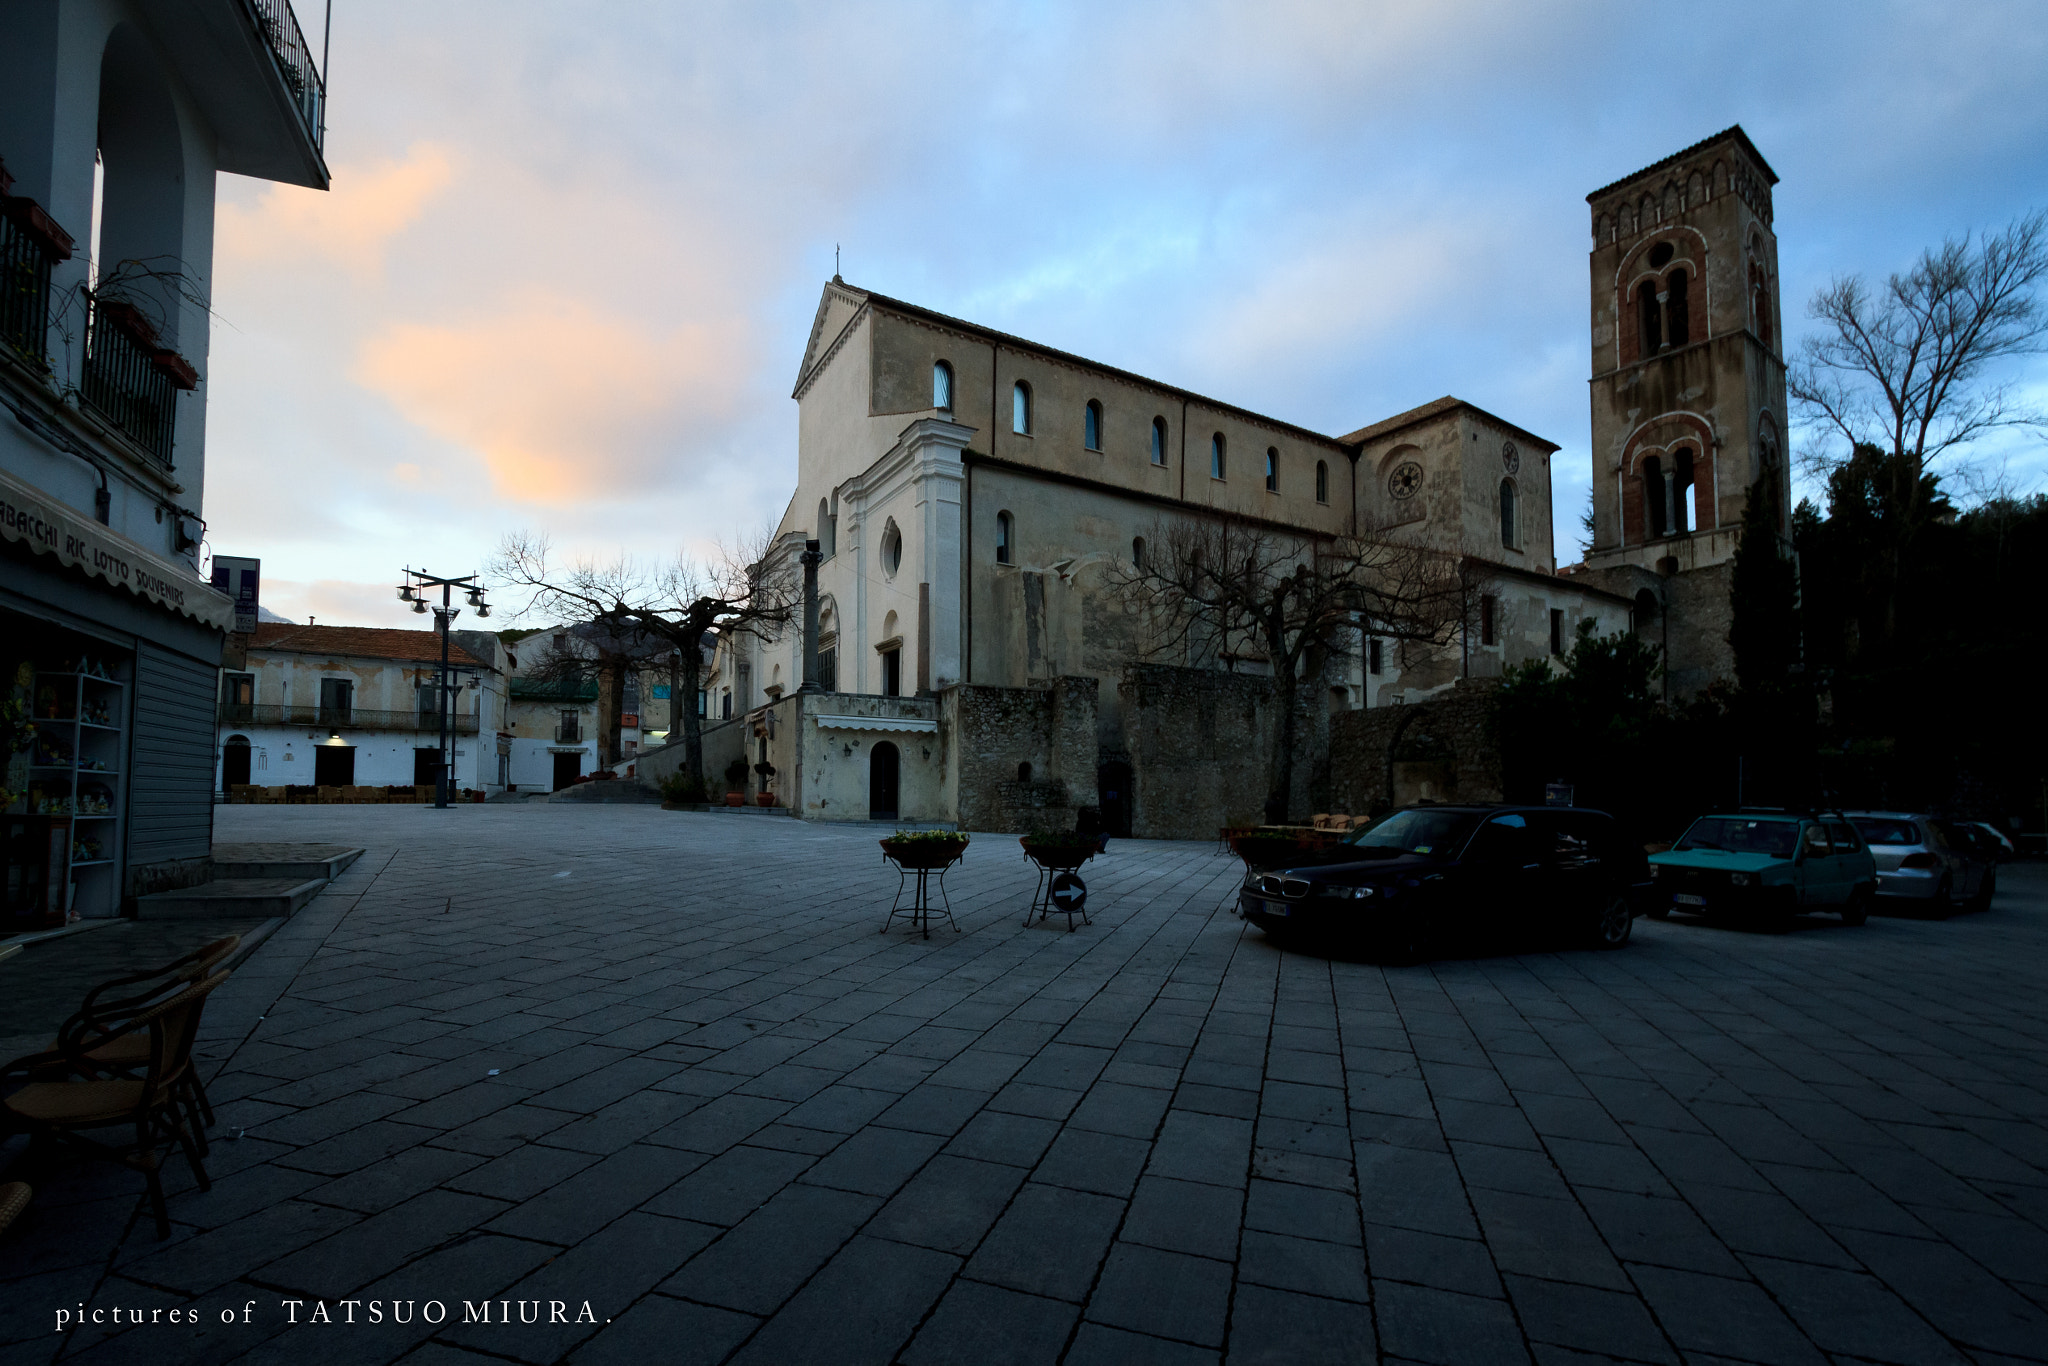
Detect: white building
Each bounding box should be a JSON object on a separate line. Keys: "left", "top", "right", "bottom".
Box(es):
{"left": 217, "top": 624, "right": 510, "bottom": 797}
{"left": 2, "top": 0, "right": 330, "bottom": 917}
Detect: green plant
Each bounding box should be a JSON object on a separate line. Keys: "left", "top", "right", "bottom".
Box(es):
{"left": 659, "top": 771, "right": 708, "bottom": 804}
{"left": 883, "top": 829, "right": 969, "bottom": 843}
{"left": 723, "top": 756, "right": 750, "bottom": 789}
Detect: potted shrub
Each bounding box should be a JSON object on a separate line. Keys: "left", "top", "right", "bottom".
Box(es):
{"left": 659, "top": 771, "right": 708, "bottom": 810}
{"left": 754, "top": 762, "right": 777, "bottom": 806}
{"left": 1020, "top": 826, "right": 1102, "bottom": 871}
{"left": 880, "top": 828, "right": 969, "bottom": 869}
{"left": 723, "top": 756, "right": 750, "bottom": 807}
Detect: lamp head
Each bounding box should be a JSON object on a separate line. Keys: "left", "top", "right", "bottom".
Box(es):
{"left": 411, "top": 599, "right": 429, "bottom": 615}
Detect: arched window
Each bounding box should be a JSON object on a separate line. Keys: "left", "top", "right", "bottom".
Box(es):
{"left": 817, "top": 498, "right": 835, "bottom": 558}
{"left": 1265, "top": 448, "right": 1278, "bottom": 493}
{"left": 1017, "top": 761, "right": 1033, "bottom": 782}
{"left": 1751, "top": 262, "right": 1772, "bottom": 346}
{"left": 933, "top": 360, "right": 954, "bottom": 411}
{"left": 1637, "top": 280, "right": 1663, "bottom": 358}
{"left": 1211, "top": 433, "right": 1226, "bottom": 480}
{"left": 1315, "top": 459, "right": 1329, "bottom": 504}
{"left": 1150, "top": 416, "right": 1168, "bottom": 465}
{"left": 1671, "top": 447, "right": 1695, "bottom": 534}
{"left": 1012, "top": 381, "right": 1032, "bottom": 435}
{"left": 995, "top": 511, "right": 1013, "bottom": 564}
{"left": 1643, "top": 457, "right": 1667, "bottom": 539}
{"left": 1084, "top": 400, "right": 1103, "bottom": 452}
{"left": 1499, "top": 479, "right": 1517, "bottom": 548}
{"left": 1666, "top": 269, "right": 1690, "bottom": 347}
{"left": 1131, "top": 536, "right": 1145, "bottom": 569}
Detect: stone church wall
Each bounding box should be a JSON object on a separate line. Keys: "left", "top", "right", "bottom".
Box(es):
{"left": 1327, "top": 679, "right": 1504, "bottom": 817}
{"left": 942, "top": 677, "right": 1098, "bottom": 833}
{"left": 1120, "top": 664, "right": 1277, "bottom": 840}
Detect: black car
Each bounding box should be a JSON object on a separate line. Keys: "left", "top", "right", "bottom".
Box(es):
{"left": 1238, "top": 805, "right": 1647, "bottom": 957}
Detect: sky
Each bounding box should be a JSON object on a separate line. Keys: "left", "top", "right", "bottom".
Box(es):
{"left": 199, "top": 0, "right": 2048, "bottom": 629}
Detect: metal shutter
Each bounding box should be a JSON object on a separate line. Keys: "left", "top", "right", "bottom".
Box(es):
{"left": 128, "top": 641, "right": 217, "bottom": 865}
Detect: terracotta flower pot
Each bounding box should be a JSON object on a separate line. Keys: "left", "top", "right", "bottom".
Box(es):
{"left": 755, "top": 793, "right": 775, "bottom": 807}
{"left": 724, "top": 792, "right": 745, "bottom": 807}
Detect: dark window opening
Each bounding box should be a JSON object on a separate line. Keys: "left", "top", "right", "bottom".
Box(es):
{"left": 1150, "top": 416, "right": 1168, "bottom": 465}
{"left": 881, "top": 647, "right": 902, "bottom": 697}
{"left": 1637, "top": 281, "right": 1663, "bottom": 357}
{"left": 1017, "top": 761, "right": 1033, "bottom": 783}
{"left": 818, "top": 646, "right": 837, "bottom": 692}
{"left": 1499, "top": 478, "right": 1517, "bottom": 548}
{"left": 1084, "top": 399, "right": 1103, "bottom": 451}
{"left": 1549, "top": 608, "right": 1564, "bottom": 656}
{"left": 318, "top": 677, "right": 353, "bottom": 725}
{"left": 1479, "top": 595, "right": 1497, "bottom": 647}
{"left": 1132, "top": 536, "right": 1145, "bottom": 569}
{"left": 1671, "top": 447, "right": 1695, "bottom": 534}
{"left": 1648, "top": 241, "right": 1675, "bottom": 269}
{"left": 1368, "top": 638, "right": 1383, "bottom": 676}
{"left": 1265, "top": 448, "right": 1278, "bottom": 492}
{"left": 995, "top": 510, "right": 1013, "bottom": 564}
{"left": 1666, "top": 268, "right": 1690, "bottom": 347}
{"left": 1643, "top": 456, "right": 1668, "bottom": 539}
{"left": 1315, "top": 459, "right": 1328, "bottom": 503}
{"left": 1210, "top": 433, "right": 1226, "bottom": 479}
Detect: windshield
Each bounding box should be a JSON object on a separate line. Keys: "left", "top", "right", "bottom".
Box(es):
{"left": 1851, "top": 818, "right": 1921, "bottom": 847}
{"left": 1674, "top": 817, "right": 1800, "bottom": 859}
{"left": 1344, "top": 808, "right": 1485, "bottom": 857}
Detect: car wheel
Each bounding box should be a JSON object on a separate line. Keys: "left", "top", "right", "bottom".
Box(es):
{"left": 1591, "top": 894, "right": 1633, "bottom": 949}
{"left": 1841, "top": 886, "right": 1871, "bottom": 926}
{"left": 1971, "top": 867, "right": 1997, "bottom": 911}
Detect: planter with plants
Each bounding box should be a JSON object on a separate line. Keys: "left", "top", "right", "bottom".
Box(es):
{"left": 879, "top": 828, "right": 969, "bottom": 869}
{"left": 754, "top": 762, "right": 777, "bottom": 806}
{"left": 723, "top": 757, "right": 749, "bottom": 807}
{"left": 1227, "top": 827, "right": 1347, "bottom": 874}
{"left": 659, "top": 770, "right": 710, "bottom": 810}
{"left": 1019, "top": 828, "right": 1102, "bottom": 872}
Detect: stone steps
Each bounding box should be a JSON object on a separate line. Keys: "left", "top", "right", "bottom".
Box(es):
{"left": 136, "top": 843, "right": 366, "bottom": 920}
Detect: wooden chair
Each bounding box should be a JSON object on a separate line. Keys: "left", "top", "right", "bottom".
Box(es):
{"left": 3, "top": 971, "right": 229, "bottom": 1238}
{"left": 413, "top": 785, "right": 433, "bottom": 802}
{"left": 53, "top": 935, "right": 241, "bottom": 1144}
{"left": 230, "top": 784, "right": 255, "bottom": 804}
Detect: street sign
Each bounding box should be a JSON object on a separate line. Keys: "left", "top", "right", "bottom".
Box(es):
{"left": 210, "top": 555, "right": 260, "bottom": 634}
{"left": 1049, "top": 872, "right": 1087, "bottom": 914}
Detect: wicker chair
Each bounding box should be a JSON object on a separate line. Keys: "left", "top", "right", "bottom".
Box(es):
{"left": 50, "top": 935, "right": 241, "bottom": 1149}
{"left": 3, "top": 971, "right": 229, "bottom": 1238}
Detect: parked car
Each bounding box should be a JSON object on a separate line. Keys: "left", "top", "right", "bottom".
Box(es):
{"left": 1846, "top": 812, "right": 1995, "bottom": 913}
{"left": 1959, "top": 820, "right": 2016, "bottom": 860}
{"left": 1647, "top": 811, "right": 1877, "bottom": 925}
{"left": 1238, "top": 805, "right": 1647, "bottom": 958}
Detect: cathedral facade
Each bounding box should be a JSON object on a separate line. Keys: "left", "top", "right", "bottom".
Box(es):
{"left": 694, "top": 128, "right": 1777, "bottom": 830}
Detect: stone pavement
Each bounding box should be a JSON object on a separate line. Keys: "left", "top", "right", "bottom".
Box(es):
{"left": 2, "top": 804, "right": 2045, "bottom": 1366}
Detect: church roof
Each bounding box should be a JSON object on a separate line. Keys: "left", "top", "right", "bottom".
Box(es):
{"left": 1338, "top": 396, "right": 1560, "bottom": 454}
{"left": 1585, "top": 124, "right": 1778, "bottom": 203}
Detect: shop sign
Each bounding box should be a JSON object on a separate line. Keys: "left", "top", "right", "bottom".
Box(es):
{"left": 0, "top": 466, "right": 232, "bottom": 630}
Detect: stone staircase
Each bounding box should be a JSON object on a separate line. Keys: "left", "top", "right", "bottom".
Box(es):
{"left": 137, "top": 842, "right": 364, "bottom": 919}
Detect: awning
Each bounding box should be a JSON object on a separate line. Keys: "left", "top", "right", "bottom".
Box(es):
{"left": 814, "top": 712, "right": 938, "bottom": 734}
{"left": 0, "top": 465, "right": 232, "bottom": 630}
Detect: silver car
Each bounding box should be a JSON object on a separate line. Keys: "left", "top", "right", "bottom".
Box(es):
{"left": 1845, "top": 812, "right": 1995, "bottom": 913}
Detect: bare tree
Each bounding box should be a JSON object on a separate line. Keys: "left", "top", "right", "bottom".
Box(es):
{"left": 1790, "top": 209, "right": 2047, "bottom": 638}
{"left": 1114, "top": 515, "right": 1475, "bottom": 823}
{"left": 492, "top": 533, "right": 798, "bottom": 786}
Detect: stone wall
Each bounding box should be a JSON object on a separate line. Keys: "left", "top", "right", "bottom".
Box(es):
{"left": 1119, "top": 664, "right": 1277, "bottom": 840}
{"left": 943, "top": 676, "right": 1098, "bottom": 833}
{"left": 1327, "top": 678, "right": 1504, "bottom": 817}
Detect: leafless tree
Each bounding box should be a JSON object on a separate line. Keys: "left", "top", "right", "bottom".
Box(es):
{"left": 1113, "top": 514, "right": 1478, "bottom": 823}
{"left": 1790, "top": 209, "right": 2046, "bottom": 635}
{"left": 492, "top": 532, "right": 798, "bottom": 784}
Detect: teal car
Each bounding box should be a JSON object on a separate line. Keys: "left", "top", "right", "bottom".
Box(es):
{"left": 1647, "top": 812, "right": 1878, "bottom": 926}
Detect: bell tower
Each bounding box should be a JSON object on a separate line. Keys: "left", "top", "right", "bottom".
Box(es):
{"left": 1575, "top": 126, "right": 1790, "bottom": 693}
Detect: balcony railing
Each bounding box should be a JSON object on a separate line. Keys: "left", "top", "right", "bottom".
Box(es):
{"left": 245, "top": 0, "right": 326, "bottom": 152}
{"left": 555, "top": 722, "right": 582, "bottom": 744}
{"left": 1, "top": 214, "right": 53, "bottom": 368}
{"left": 83, "top": 297, "right": 185, "bottom": 466}
{"left": 219, "top": 702, "right": 480, "bottom": 734}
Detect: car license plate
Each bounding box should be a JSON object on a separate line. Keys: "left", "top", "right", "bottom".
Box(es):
{"left": 1674, "top": 893, "right": 1706, "bottom": 906}
{"left": 1259, "top": 899, "right": 1290, "bottom": 918}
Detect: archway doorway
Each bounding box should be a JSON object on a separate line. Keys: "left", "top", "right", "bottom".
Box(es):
{"left": 222, "top": 736, "right": 251, "bottom": 793}
{"left": 870, "top": 741, "right": 900, "bottom": 820}
{"left": 1097, "top": 760, "right": 1133, "bottom": 838}
{"left": 1390, "top": 728, "right": 1455, "bottom": 807}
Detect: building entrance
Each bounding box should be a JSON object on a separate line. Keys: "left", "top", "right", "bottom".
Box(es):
{"left": 222, "top": 738, "right": 252, "bottom": 792}
{"left": 552, "top": 752, "right": 582, "bottom": 791}
{"left": 869, "top": 741, "right": 900, "bottom": 820}
{"left": 313, "top": 745, "right": 355, "bottom": 787}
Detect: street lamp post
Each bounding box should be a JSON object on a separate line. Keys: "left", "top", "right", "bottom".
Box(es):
{"left": 397, "top": 568, "right": 491, "bottom": 810}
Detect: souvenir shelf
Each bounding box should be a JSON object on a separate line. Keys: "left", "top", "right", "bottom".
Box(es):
{"left": 16, "top": 666, "right": 124, "bottom": 920}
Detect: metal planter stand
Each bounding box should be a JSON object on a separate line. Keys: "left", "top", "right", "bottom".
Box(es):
{"left": 1021, "top": 841, "right": 1099, "bottom": 930}
{"left": 881, "top": 843, "right": 965, "bottom": 939}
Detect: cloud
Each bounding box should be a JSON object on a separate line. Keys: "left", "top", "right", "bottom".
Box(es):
{"left": 217, "top": 143, "right": 453, "bottom": 280}
{"left": 354, "top": 291, "right": 755, "bottom": 501}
